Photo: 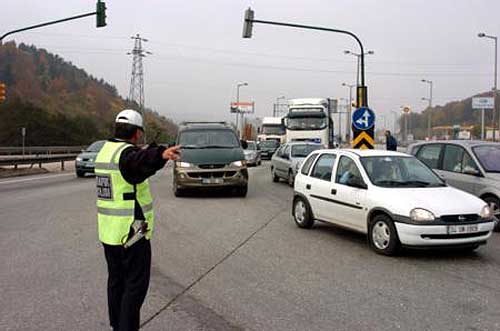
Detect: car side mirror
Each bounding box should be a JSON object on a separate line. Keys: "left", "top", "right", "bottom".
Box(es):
{"left": 241, "top": 140, "right": 248, "bottom": 149}
{"left": 463, "top": 167, "right": 481, "bottom": 177}
{"left": 347, "top": 176, "right": 368, "bottom": 189}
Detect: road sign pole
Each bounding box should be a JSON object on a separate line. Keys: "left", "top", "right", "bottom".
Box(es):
{"left": 481, "top": 108, "right": 485, "bottom": 140}
{"left": 21, "top": 127, "right": 26, "bottom": 157}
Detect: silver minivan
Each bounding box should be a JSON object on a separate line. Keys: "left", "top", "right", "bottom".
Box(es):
{"left": 408, "top": 140, "right": 500, "bottom": 231}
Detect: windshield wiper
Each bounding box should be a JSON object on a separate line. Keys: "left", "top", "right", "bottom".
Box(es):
{"left": 374, "top": 180, "right": 406, "bottom": 187}
{"left": 198, "top": 145, "right": 235, "bottom": 149}
{"left": 180, "top": 145, "right": 200, "bottom": 149}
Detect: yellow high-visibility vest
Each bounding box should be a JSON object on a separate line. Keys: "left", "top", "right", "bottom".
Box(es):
{"left": 95, "top": 141, "right": 154, "bottom": 245}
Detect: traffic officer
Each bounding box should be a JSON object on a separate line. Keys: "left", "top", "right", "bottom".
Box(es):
{"left": 94, "top": 109, "right": 180, "bottom": 331}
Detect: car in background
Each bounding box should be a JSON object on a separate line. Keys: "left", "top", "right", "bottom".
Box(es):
{"left": 408, "top": 140, "right": 500, "bottom": 231}
{"left": 173, "top": 122, "right": 249, "bottom": 197}
{"left": 271, "top": 142, "right": 322, "bottom": 186}
{"left": 75, "top": 140, "right": 106, "bottom": 177}
{"left": 258, "top": 140, "right": 280, "bottom": 160}
{"left": 293, "top": 149, "right": 496, "bottom": 255}
{"left": 243, "top": 141, "right": 262, "bottom": 166}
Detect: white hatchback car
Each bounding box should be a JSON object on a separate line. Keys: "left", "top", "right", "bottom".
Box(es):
{"left": 293, "top": 149, "right": 496, "bottom": 255}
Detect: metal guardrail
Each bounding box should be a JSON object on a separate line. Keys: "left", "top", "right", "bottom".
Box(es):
{"left": 0, "top": 146, "right": 86, "bottom": 155}
{"left": 0, "top": 154, "right": 78, "bottom": 170}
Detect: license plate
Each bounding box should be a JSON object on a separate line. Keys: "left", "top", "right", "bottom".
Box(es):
{"left": 202, "top": 178, "right": 223, "bottom": 184}
{"left": 447, "top": 224, "right": 479, "bottom": 234}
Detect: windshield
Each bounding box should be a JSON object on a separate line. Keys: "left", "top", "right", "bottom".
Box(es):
{"left": 262, "top": 124, "right": 285, "bottom": 135}
{"left": 179, "top": 129, "right": 240, "bottom": 148}
{"left": 287, "top": 117, "right": 327, "bottom": 130}
{"left": 259, "top": 140, "right": 279, "bottom": 148}
{"left": 472, "top": 145, "right": 500, "bottom": 172}
{"left": 291, "top": 144, "right": 322, "bottom": 158}
{"left": 246, "top": 142, "right": 257, "bottom": 150}
{"left": 86, "top": 140, "right": 105, "bottom": 152}
{"left": 361, "top": 156, "right": 445, "bottom": 188}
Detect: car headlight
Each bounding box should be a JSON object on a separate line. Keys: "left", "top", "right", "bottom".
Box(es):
{"left": 410, "top": 208, "right": 435, "bottom": 222}
{"left": 231, "top": 160, "right": 246, "bottom": 167}
{"left": 76, "top": 157, "right": 82, "bottom": 162}
{"left": 480, "top": 205, "right": 493, "bottom": 220}
{"left": 176, "top": 161, "right": 193, "bottom": 168}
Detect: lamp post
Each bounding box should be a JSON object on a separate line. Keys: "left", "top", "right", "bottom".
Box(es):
{"left": 344, "top": 50, "right": 374, "bottom": 86}
{"left": 390, "top": 110, "right": 399, "bottom": 135}
{"left": 421, "top": 79, "right": 433, "bottom": 140}
{"left": 478, "top": 32, "right": 498, "bottom": 141}
{"left": 236, "top": 82, "right": 248, "bottom": 136}
{"left": 342, "top": 82, "right": 355, "bottom": 141}
{"left": 274, "top": 95, "right": 286, "bottom": 116}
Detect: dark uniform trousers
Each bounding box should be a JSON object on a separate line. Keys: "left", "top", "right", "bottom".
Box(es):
{"left": 103, "top": 238, "right": 151, "bottom": 331}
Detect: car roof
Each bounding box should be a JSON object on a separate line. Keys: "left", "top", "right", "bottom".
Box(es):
{"left": 409, "top": 140, "right": 500, "bottom": 149}
{"left": 315, "top": 148, "right": 409, "bottom": 158}
{"left": 285, "top": 141, "right": 322, "bottom": 146}
{"left": 179, "top": 122, "right": 233, "bottom": 131}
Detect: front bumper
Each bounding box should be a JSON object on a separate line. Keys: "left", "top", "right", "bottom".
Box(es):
{"left": 175, "top": 167, "right": 248, "bottom": 188}
{"left": 75, "top": 161, "right": 95, "bottom": 172}
{"left": 260, "top": 151, "right": 275, "bottom": 160}
{"left": 395, "top": 221, "right": 495, "bottom": 247}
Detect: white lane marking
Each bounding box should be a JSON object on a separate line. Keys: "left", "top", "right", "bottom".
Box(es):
{"left": 0, "top": 173, "right": 74, "bottom": 185}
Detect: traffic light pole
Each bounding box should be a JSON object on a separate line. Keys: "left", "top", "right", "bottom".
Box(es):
{"left": 247, "top": 18, "right": 368, "bottom": 107}
{"left": 0, "top": 1, "right": 106, "bottom": 43}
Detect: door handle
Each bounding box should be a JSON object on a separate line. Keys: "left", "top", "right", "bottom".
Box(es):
{"left": 306, "top": 184, "right": 311, "bottom": 190}
{"left": 331, "top": 188, "right": 337, "bottom": 195}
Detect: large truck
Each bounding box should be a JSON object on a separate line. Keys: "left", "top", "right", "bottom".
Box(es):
{"left": 283, "top": 98, "right": 337, "bottom": 148}
{"left": 257, "top": 117, "right": 286, "bottom": 143}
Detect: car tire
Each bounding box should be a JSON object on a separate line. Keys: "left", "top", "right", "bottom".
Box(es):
{"left": 293, "top": 197, "right": 314, "bottom": 229}
{"left": 288, "top": 170, "right": 294, "bottom": 187}
{"left": 236, "top": 185, "right": 248, "bottom": 197}
{"left": 368, "top": 214, "right": 400, "bottom": 256}
{"left": 76, "top": 170, "right": 85, "bottom": 178}
{"left": 258, "top": 159, "right": 262, "bottom": 166}
{"left": 271, "top": 167, "right": 279, "bottom": 182}
{"left": 483, "top": 195, "right": 500, "bottom": 232}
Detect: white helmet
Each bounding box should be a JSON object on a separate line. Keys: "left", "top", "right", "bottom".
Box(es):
{"left": 115, "top": 109, "right": 143, "bottom": 129}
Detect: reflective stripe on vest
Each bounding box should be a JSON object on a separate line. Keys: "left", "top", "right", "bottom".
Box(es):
{"left": 95, "top": 141, "right": 155, "bottom": 245}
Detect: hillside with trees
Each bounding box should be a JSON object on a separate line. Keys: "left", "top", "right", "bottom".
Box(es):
{"left": 403, "top": 90, "right": 499, "bottom": 140}
{"left": 0, "top": 42, "right": 177, "bottom": 146}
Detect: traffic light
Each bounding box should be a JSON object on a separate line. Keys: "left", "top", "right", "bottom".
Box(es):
{"left": 96, "top": 1, "right": 106, "bottom": 28}
{"left": 0, "top": 83, "right": 6, "bottom": 103}
{"left": 242, "top": 7, "right": 254, "bottom": 38}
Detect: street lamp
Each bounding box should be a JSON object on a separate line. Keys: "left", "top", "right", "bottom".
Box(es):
{"left": 236, "top": 82, "right": 248, "bottom": 136}
{"left": 344, "top": 50, "right": 374, "bottom": 86}
{"left": 478, "top": 32, "right": 498, "bottom": 141}
{"left": 400, "top": 106, "right": 411, "bottom": 144}
{"left": 421, "top": 79, "right": 433, "bottom": 140}
{"left": 342, "top": 82, "right": 356, "bottom": 141}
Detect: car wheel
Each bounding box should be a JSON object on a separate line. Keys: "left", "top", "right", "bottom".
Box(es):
{"left": 76, "top": 170, "right": 85, "bottom": 178}
{"left": 483, "top": 196, "right": 500, "bottom": 232}
{"left": 236, "top": 185, "right": 248, "bottom": 197}
{"left": 258, "top": 159, "right": 262, "bottom": 166}
{"left": 271, "top": 167, "right": 279, "bottom": 182}
{"left": 368, "top": 214, "right": 400, "bottom": 255}
{"left": 288, "top": 170, "right": 295, "bottom": 187}
{"left": 293, "top": 197, "right": 314, "bottom": 229}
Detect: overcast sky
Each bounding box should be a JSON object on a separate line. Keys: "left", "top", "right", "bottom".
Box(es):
{"left": 3, "top": 0, "right": 499, "bottom": 129}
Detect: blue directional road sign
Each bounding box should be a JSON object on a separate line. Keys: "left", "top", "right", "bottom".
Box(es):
{"left": 352, "top": 107, "right": 375, "bottom": 131}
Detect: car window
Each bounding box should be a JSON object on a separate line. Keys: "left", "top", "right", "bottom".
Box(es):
{"left": 472, "top": 145, "right": 500, "bottom": 172}
{"left": 336, "top": 156, "right": 363, "bottom": 185}
{"left": 291, "top": 144, "right": 322, "bottom": 157}
{"left": 283, "top": 146, "right": 291, "bottom": 158}
{"left": 301, "top": 153, "right": 320, "bottom": 176}
{"left": 416, "top": 144, "right": 442, "bottom": 169}
{"left": 310, "top": 154, "right": 337, "bottom": 181}
{"left": 86, "top": 140, "right": 105, "bottom": 152}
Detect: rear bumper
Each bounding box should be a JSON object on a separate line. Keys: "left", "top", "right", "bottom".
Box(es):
{"left": 395, "top": 221, "right": 494, "bottom": 247}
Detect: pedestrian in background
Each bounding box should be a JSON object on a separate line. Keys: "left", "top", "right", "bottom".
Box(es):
{"left": 95, "top": 109, "right": 180, "bottom": 331}
{"left": 385, "top": 130, "right": 398, "bottom": 151}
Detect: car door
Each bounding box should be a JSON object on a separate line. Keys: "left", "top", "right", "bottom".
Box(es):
{"left": 440, "top": 144, "right": 479, "bottom": 194}
{"left": 329, "top": 155, "right": 368, "bottom": 231}
{"left": 305, "top": 153, "right": 337, "bottom": 221}
{"left": 271, "top": 145, "right": 284, "bottom": 176}
{"left": 278, "top": 145, "right": 291, "bottom": 177}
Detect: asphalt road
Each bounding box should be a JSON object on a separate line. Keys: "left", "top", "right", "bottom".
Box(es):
{"left": 0, "top": 163, "right": 499, "bottom": 330}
